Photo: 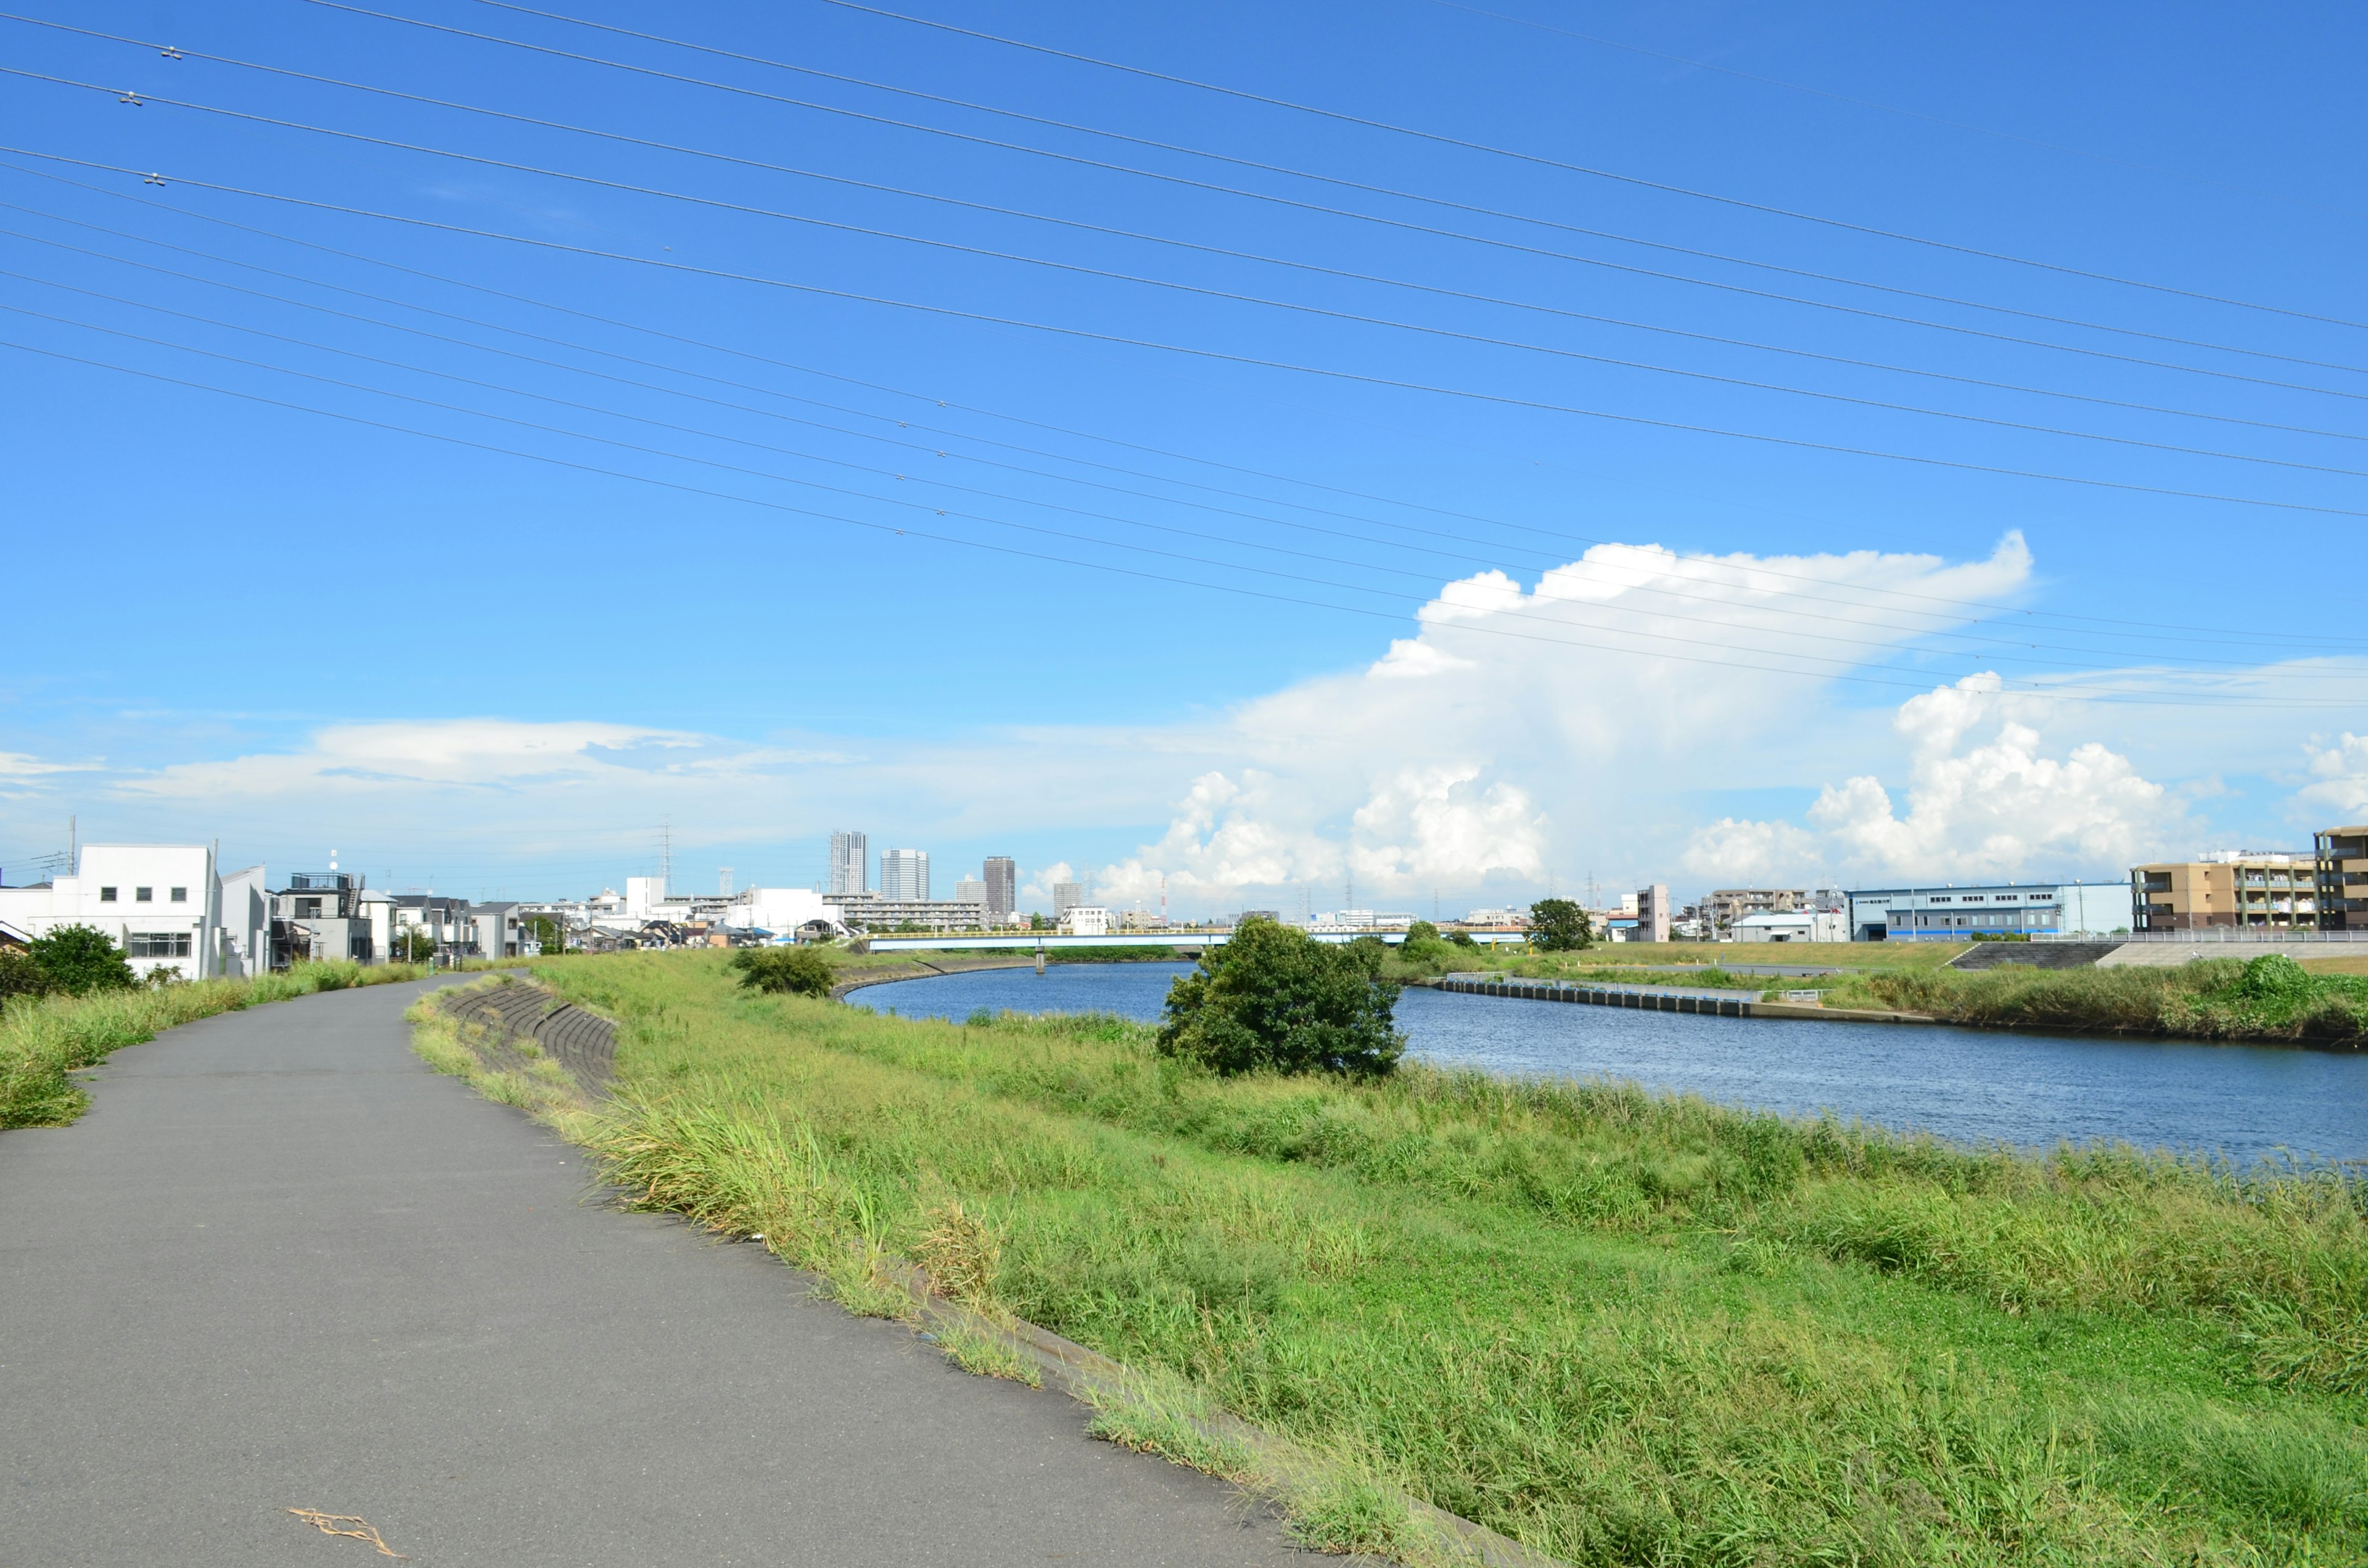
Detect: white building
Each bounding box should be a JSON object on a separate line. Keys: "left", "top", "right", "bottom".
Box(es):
{"left": 828, "top": 830, "right": 868, "bottom": 895}
{"left": 1732, "top": 909, "right": 1848, "bottom": 943}
{"left": 1634, "top": 885, "right": 1671, "bottom": 943}
{"left": 1060, "top": 905, "right": 1113, "bottom": 937}
{"left": 0, "top": 844, "right": 263, "bottom": 980}
{"left": 879, "top": 849, "right": 931, "bottom": 901}
{"left": 720, "top": 887, "right": 837, "bottom": 940}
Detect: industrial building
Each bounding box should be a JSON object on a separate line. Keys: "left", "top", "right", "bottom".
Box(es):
{"left": 1845, "top": 882, "right": 2133, "bottom": 941}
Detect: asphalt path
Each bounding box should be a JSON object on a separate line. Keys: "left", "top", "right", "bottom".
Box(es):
{"left": 0, "top": 978, "right": 1309, "bottom": 1566}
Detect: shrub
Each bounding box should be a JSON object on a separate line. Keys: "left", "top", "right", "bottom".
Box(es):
{"left": 731, "top": 944, "right": 836, "bottom": 998}
{"left": 1157, "top": 916, "right": 1404, "bottom": 1078}
{"left": 0, "top": 945, "right": 48, "bottom": 1004}
{"left": 29, "top": 925, "right": 136, "bottom": 995}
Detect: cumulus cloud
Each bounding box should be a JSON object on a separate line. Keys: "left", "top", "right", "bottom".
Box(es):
{"left": 1079, "top": 533, "right": 2039, "bottom": 901}
{"left": 2300, "top": 734, "right": 2368, "bottom": 820}
{"left": 1685, "top": 673, "right": 2186, "bottom": 880}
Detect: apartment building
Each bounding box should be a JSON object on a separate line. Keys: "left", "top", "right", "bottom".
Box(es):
{"left": 2316, "top": 826, "right": 2368, "bottom": 931}
{"left": 2131, "top": 851, "right": 2318, "bottom": 932}
{"left": 879, "top": 849, "right": 931, "bottom": 901}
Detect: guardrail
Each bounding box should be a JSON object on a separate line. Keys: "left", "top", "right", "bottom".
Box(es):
{"left": 2101, "top": 929, "right": 2368, "bottom": 943}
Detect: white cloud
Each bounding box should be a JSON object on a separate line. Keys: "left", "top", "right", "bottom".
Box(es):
{"left": 2301, "top": 734, "right": 2368, "bottom": 820}
{"left": 17, "top": 528, "right": 2355, "bottom": 908}
{"left": 1685, "top": 673, "right": 2186, "bottom": 881}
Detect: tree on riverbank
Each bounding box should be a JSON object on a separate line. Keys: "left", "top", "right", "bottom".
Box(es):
{"left": 1529, "top": 898, "right": 1593, "bottom": 951}
{"left": 1158, "top": 916, "right": 1404, "bottom": 1078}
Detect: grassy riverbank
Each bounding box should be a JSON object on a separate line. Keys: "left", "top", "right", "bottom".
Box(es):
{"left": 1457, "top": 947, "right": 2368, "bottom": 1047}
{"left": 0, "top": 961, "right": 434, "bottom": 1129}
{"left": 479, "top": 950, "right": 2364, "bottom": 1565}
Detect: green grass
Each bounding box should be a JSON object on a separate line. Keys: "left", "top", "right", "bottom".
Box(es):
{"left": 0, "top": 961, "right": 438, "bottom": 1128}
{"left": 1433, "top": 948, "right": 2368, "bottom": 1046}
{"left": 495, "top": 950, "right": 2367, "bottom": 1566}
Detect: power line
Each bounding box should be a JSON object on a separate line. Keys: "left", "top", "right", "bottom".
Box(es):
{"left": 6, "top": 224, "right": 2353, "bottom": 673}
{"left": 1420, "top": 0, "right": 2368, "bottom": 219}
{"left": 8, "top": 327, "right": 2353, "bottom": 707}
{"left": 273, "top": 0, "right": 2368, "bottom": 388}
{"left": 1, "top": 291, "right": 2184, "bottom": 681}
{"left": 807, "top": 0, "right": 2368, "bottom": 330}
{"left": 25, "top": 21, "right": 2366, "bottom": 453}
{"left": 20, "top": 66, "right": 2366, "bottom": 485}
{"left": 6, "top": 144, "right": 2358, "bottom": 521}
{"left": 0, "top": 153, "right": 2347, "bottom": 653}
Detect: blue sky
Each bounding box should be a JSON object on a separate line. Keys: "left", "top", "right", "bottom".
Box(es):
{"left": 3, "top": 0, "right": 2365, "bottom": 912}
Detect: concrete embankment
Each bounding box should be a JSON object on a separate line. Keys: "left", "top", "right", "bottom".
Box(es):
{"left": 1428, "top": 973, "right": 1931, "bottom": 1025}
{"left": 831, "top": 955, "right": 1037, "bottom": 1001}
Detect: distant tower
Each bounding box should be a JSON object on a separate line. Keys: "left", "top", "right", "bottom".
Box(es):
{"left": 983, "top": 856, "right": 1017, "bottom": 922}
{"left": 880, "top": 849, "right": 930, "bottom": 901}
{"left": 828, "top": 830, "right": 869, "bottom": 895}
{"left": 719, "top": 867, "right": 733, "bottom": 897}
{"left": 659, "top": 820, "right": 673, "bottom": 897}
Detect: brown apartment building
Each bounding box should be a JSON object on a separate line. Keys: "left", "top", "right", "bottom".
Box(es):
{"left": 2318, "top": 825, "right": 2368, "bottom": 931}
{"left": 2130, "top": 852, "right": 2317, "bottom": 931}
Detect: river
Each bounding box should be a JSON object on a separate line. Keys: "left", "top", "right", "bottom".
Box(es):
{"left": 853, "top": 963, "right": 2368, "bottom": 1165}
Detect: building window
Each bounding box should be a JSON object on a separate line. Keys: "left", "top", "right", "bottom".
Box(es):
{"left": 296, "top": 897, "right": 322, "bottom": 919}
{"left": 136, "top": 887, "right": 153, "bottom": 903}
{"left": 127, "top": 932, "right": 192, "bottom": 958}
{"left": 170, "top": 886, "right": 188, "bottom": 903}
{"left": 99, "top": 885, "right": 118, "bottom": 902}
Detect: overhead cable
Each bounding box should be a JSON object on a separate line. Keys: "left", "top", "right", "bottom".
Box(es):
{"left": 803, "top": 0, "right": 2368, "bottom": 329}
{"left": 5, "top": 143, "right": 2359, "bottom": 522}
{"left": 1, "top": 154, "right": 2342, "bottom": 652}
{"left": 20, "top": 21, "right": 2364, "bottom": 449}
{"left": 271, "top": 1, "right": 2368, "bottom": 384}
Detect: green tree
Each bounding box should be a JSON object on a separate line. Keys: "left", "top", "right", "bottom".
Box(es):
{"left": 1157, "top": 916, "right": 1404, "bottom": 1078}
{"left": 30, "top": 925, "right": 137, "bottom": 995}
{"left": 393, "top": 929, "right": 438, "bottom": 963}
{"left": 731, "top": 945, "right": 837, "bottom": 998}
{"left": 1529, "top": 898, "right": 1593, "bottom": 953}
{"left": 527, "top": 915, "right": 565, "bottom": 954}
{"left": 0, "top": 945, "right": 49, "bottom": 1004}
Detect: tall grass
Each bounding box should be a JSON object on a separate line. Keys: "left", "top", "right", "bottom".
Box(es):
{"left": 0, "top": 961, "right": 430, "bottom": 1128}
{"left": 508, "top": 952, "right": 2368, "bottom": 1566}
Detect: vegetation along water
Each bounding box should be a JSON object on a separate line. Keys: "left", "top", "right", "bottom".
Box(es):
{"left": 452, "top": 945, "right": 2368, "bottom": 1567}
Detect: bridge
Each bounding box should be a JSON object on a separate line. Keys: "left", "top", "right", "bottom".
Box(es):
{"left": 859, "top": 928, "right": 1527, "bottom": 954}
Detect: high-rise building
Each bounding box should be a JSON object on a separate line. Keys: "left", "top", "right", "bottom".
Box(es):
{"left": 1052, "top": 880, "right": 1084, "bottom": 918}
{"left": 828, "top": 830, "right": 868, "bottom": 895}
{"left": 879, "top": 848, "right": 931, "bottom": 901}
{"left": 953, "top": 876, "right": 988, "bottom": 911}
{"left": 982, "top": 856, "right": 1017, "bottom": 922}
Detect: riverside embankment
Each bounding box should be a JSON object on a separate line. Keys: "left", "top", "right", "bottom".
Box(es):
{"left": 504, "top": 951, "right": 2368, "bottom": 1566}
{"left": 855, "top": 960, "right": 2368, "bottom": 1162}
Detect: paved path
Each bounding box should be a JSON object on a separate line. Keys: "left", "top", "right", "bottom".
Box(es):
{"left": 0, "top": 979, "right": 1307, "bottom": 1566}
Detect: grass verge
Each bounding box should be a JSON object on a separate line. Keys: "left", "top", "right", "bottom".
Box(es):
{"left": 459, "top": 951, "right": 2367, "bottom": 1566}
{"left": 0, "top": 961, "right": 441, "bottom": 1129}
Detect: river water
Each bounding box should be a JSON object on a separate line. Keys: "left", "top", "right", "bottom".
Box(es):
{"left": 854, "top": 963, "right": 2368, "bottom": 1165}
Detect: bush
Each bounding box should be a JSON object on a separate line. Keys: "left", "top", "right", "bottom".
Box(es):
{"left": 29, "top": 925, "right": 136, "bottom": 996}
{"left": 0, "top": 945, "right": 49, "bottom": 1003}
{"left": 731, "top": 945, "right": 836, "bottom": 998}
{"left": 1157, "top": 916, "right": 1404, "bottom": 1078}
